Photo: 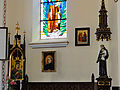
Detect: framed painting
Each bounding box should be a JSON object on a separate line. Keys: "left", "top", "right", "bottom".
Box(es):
{"left": 42, "top": 51, "right": 56, "bottom": 72}
{"left": 0, "top": 27, "right": 8, "bottom": 60}
{"left": 75, "top": 27, "right": 90, "bottom": 46}
{"left": 9, "top": 48, "right": 24, "bottom": 81}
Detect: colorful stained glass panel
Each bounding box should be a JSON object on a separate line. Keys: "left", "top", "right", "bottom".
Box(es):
{"left": 40, "top": 0, "right": 67, "bottom": 39}
{"left": 41, "top": 0, "right": 66, "bottom": 2}
{"left": 41, "top": 2, "right": 66, "bottom": 20}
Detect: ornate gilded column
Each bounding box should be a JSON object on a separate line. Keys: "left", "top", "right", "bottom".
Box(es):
{"left": 95, "top": 0, "right": 112, "bottom": 41}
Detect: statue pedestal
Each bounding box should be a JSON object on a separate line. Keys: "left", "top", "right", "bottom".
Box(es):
{"left": 96, "top": 76, "right": 112, "bottom": 90}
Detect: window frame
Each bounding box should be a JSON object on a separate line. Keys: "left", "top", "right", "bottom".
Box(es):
{"left": 30, "top": 0, "right": 68, "bottom": 48}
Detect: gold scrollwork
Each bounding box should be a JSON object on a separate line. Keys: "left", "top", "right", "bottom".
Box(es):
{"left": 106, "top": 81, "right": 110, "bottom": 86}
{"left": 98, "top": 81, "right": 105, "bottom": 86}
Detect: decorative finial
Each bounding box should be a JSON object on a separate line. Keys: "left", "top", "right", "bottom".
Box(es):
{"left": 8, "top": 33, "right": 11, "bottom": 36}
{"left": 23, "top": 31, "right": 26, "bottom": 35}
{"left": 16, "top": 22, "right": 20, "bottom": 34}
{"left": 95, "top": 0, "right": 112, "bottom": 41}
{"left": 101, "top": 0, "right": 105, "bottom": 9}
{"left": 23, "top": 31, "right": 26, "bottom": 41}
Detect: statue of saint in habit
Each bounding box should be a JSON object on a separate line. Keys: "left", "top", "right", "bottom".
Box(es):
{"left": 96, "top": 45, "right": 109, "bottom": 77}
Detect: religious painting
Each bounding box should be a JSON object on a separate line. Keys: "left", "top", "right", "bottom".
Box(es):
{"left": 40, "top": 0, "right": 67, "bottom": 39}
{"left": 9, "top": 48, "right": 24, "bottom": 81}
{"left": 75, "top": 28, "right": 90, "bottom": 46}
{"left": 0, "top": 27, "right": 8, "bottom": 60}
{"left": 42, "top": 51, "right": 56, "bottom": 72}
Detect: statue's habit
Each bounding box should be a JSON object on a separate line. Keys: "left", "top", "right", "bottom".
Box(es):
{"left": 96, "top": 45, "right": 109, "bottom": 77}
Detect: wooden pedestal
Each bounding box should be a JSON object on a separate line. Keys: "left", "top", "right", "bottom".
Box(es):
{"left": 96, "top": 77, "right": 112, "bottom": 90}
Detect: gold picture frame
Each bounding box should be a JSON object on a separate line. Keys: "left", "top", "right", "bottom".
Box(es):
{"left": 75, "top": 27, "right": 90, "bottom": 46}
{"left": 42, "top": 51, "right": 56, "bottom": 72}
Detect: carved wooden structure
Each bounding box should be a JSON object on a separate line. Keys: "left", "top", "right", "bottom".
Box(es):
{"left": 96, "top": 77, "right": 112, "bottom": 90}
{"left": 8, "top": 23, "right": 26, "bottom": 90}
{"left": 23, "top": 82, "right": 97, "bottom": 90}
{"left": 95, "top": 0, "right": 112, "bottom": 41}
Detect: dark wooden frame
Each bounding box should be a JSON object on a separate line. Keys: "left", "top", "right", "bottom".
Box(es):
{"left": 42, "top": 51, "right": 56, "bottom": 72}
{"left": 0, "top": 27, "right": 8, "bottom": 60}
{"left": 75, "top": 27, "right": 90, "bottom": 46}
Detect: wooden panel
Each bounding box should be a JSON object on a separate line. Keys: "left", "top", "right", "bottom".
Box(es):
{"left": 22, "top": 82, "right": 97, "bottom": 90}
{"left": 112, "top": 87, "right": 120, "bottom": 90}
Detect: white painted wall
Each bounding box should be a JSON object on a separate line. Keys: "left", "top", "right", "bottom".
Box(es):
{"left": 108, "top": 0, "right": 119, "bottom": 86}
{"left": 6, "top": 0, "right": 119, "bottom": 86}
{"left": 117, "top": 0, "right": 120, "bottom": 86}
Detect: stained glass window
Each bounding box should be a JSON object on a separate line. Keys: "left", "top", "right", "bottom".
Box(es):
{"left": 40, "top": 0, "right": 67, "bottom": 39}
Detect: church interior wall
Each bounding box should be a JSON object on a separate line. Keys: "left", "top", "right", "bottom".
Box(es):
{"left": 5, "top": 0, "right": 119, "bottom": 86}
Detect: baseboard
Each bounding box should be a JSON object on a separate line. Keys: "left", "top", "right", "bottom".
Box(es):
{"left": 112, "top": 86, "right": 120, "bottom": 90}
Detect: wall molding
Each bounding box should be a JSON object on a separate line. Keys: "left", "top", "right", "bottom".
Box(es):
{"left": 29, "top": 41, "right": 69, "bottom": 48}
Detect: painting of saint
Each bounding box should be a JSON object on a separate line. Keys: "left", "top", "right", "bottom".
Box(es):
{"left": 48, "top": 2, "right": 61, "bottom": 33}
{"left": 42, "top": 51, "right": 56, "bottom": 72}
{"left": 9, "top": 49, "right": 24, "bottom": 81}
{"left": 75, "top": 28, "right": 90, "bottom": 46}
{"left": 11, "top": 61, "right": 23, "bottom": 80}
{"left": 44, "top": 55, "right": 54, "bottom": 70}
{"left": 79, "top": 32, "right": 82, "bottom": 42}
{"left": 82, "top": 32, "right": 87, "bottom": 42}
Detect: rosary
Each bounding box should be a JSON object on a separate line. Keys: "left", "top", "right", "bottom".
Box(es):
{"left": 2, "top": 0, "right": 7, "bottom": 90}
